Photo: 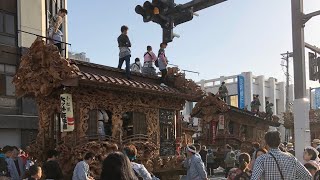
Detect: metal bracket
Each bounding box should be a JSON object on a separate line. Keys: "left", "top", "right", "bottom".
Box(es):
{"left": 303, "top": 10, "right": 320, "bottom": 24}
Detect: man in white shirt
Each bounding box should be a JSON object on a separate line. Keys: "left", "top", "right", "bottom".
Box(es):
{"left": 130, "top": 58, "right": 142, "bottom": 73}
{"left": 72, "top": 152, "right": 95, "bottom": 180}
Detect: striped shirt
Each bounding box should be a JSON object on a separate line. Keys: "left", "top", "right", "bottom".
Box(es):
{"left": 251, "top": 148, "right": 312, "bottom": 180}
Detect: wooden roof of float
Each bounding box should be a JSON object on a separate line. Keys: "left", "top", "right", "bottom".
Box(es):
{"left": 284, "top": 109, "right": 320, "bottom": 128}
{"left": 191, "top": 93, "right": 281, "bottom": 127}
{"left": 13, "top": 38, "right": 204, "bottom": 101}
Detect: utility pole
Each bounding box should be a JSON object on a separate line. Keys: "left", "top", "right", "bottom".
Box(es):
{"left": 291, "top": 0, "right": 320, "bottom": 162}
{"left": 281, "top": 51, "right": 293, "bottom": 112}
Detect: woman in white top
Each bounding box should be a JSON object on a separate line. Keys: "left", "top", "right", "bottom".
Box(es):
{"left": 123, "top": 145, "right": 159, "bottom": 180}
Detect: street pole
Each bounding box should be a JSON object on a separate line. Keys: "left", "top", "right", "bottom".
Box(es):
{"left": 291, "top": 0, "right": 310, "bottom": 162}
{"left": 281, "top": 51, "right": 292, "bottom": 143}
{"left": 286, "top": 52, "right": 290, "bottom": 112}
{"left": 310, "top": 87, "right": 312, "bottom": 110}
{"left": 281, "top": 51, "right": 292, "bottom": 112}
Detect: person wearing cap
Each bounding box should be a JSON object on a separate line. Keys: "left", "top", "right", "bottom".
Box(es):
{"left": 287, "top": 143, "right": 295, "bottom": 156}
{"left": 183, "top": 145, "right": 208, "bottom": 180}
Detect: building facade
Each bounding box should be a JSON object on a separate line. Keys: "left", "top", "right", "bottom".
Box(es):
{"left": 68, "top": 51, "right": 90, "bottom": 62}
{"left": 0, "top": 0, "right": 68, "bottom": 147}
{"left": 198, "top": 72, "right": 291, "bottom": 114}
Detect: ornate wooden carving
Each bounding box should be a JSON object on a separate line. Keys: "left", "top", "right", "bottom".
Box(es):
{"left": 191, "top": 93, "right": 229, "bottom": 122}
{"left": 166, "top": 67, "right": 205, "bottom": 99}
{"left": 13, "top": 38, "right": 79, "bottom": 97}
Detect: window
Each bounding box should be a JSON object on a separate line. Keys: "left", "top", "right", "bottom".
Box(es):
{"left": 159, "top": 109, "right": 176, "bottom": 156}
{"left": 0, "top": 13, "right": 3, "bottom": 32}
{"left": 4, "top": 14, "right": 14, "bottom": 35}
{"left": 0, "top": 64, "right": 16, "bottom": 96}
{"left": 122, "top": 112, "right": 147, "bottom": 137}
{"left": 60, "top": 0, "right": 64, "bottom": 9}
{"left": 5, "top": 76, "right": 14, "bottom": 96}
{"left": 52, "top": 0, "right": 57, "bottom": 16}
{"left": 132, "top": 112, "right": 147, "bottom": 135}
{"left": 229, "top": 95, "right": 238, "bottom": 107}
{"left": 0, "top": 11, "right": 16, "bottom": 46}
{"left": 87, "top": 109, "right": 113, "bottom": 138}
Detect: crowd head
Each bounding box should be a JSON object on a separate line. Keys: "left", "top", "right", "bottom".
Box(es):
{"left": 101, "top": 152, "right": 137, "bottom": 180}
{"left": 303, "top": 146, "right": 319, "bottom": 162}
{"left": 265, "top": 131, "right": 281, "bottom": 149}
{"left": 123, "top": 145, "right": 137, "bottom": 162}
{"left": 28, "top": 165, "right": 42, "bottom": 179}
{"left": 312, "top": 139, "right": 320, "bottom": 148}
{"left": 238, "top": 153, "right": 251, "bottom": 171}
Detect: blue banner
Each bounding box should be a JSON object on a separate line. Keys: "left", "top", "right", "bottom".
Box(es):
{"left": 315, "top": 88, "right": 320, "bottom": 109}
{"left": 238, "top": 75, "right": 245, "bottom": 109}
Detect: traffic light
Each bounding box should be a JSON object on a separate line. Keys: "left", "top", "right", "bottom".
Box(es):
{"left": 135, "top": 1, "right": 155, "bottom": 22}
{"left": 136, "top": 1, "right": 175, "bottom": 25}
{"left": 309, "top": 52, "right": 318, "bottom": 81}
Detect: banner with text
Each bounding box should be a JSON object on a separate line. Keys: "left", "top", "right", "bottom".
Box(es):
{"left": 218, "top": 114, "right": 225, "bottom": 130}
{"left": 211, "top": 121, "right": 217, "bottom": 144}
{"left": 237, "top": 75, "right": 245, "bottom": 109}
{"left": 60, "top": 93, "right": 75, "bottom": 132}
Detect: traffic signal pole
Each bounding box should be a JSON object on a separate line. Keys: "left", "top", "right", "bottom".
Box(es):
{"left": 135, "top": 0, "right": 227, "bottom": 43}
{"left": 291, "top": 0, "right": 319, "bottom": 162}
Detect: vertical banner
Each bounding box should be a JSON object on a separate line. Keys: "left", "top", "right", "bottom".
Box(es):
{"left": 237, "top": 75, "right": 245, "bottom": 109}
{"left": 60, "top": 93, "right": 75, "bottom": 132}
{"left": 315, "top": 88, "right": 320, "bottom": 109}
{"left": 218, "top": 115, "right": 225, "bottom": 130}
{"left": 211, "top": 121, "right": 217, "bottom": 144}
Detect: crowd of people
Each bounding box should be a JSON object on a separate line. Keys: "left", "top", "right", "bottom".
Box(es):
{"left": 0, "top": 144, "right": 161, "bottom": 180}
{"left": 182, "top": 131, "right": 320, "bottom": 180}
{"left": 1, "top": 133, "right": 320, "bottom": 180}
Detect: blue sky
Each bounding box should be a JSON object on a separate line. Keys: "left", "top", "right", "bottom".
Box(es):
{"left": 67, "top": 0, "right": 320, "bottom": 87}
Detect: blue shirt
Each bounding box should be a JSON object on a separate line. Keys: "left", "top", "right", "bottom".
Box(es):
{"left": 183, "top": 153, "right": 207, "bottom": 180}
{"left": 72, "top": 161, "right": 90, "bottom": 180}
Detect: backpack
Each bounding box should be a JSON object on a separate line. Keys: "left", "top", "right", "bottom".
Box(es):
{"left": 0, "top": 157, "right": 9, "bottom": 177}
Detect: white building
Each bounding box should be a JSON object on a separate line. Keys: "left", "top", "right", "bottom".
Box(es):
{"left": 68, "top": 51, "right": 91, "bottom": 62}
{"left": 199, "top": 72, "right": 292, "bottom": 114}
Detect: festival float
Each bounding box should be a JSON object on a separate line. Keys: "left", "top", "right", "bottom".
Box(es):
{"left": 13, "top": 38, "right": 205, "bottom": 180}
{"left": 283, "top": 109, "right": 320, "bottom": 141}
{"left": 191, "top": 93, "right": 281, "bottom": 168}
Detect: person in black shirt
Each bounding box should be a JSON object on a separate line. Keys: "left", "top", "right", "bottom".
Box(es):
{"left": 42, "top": 150, "right": 63, "bottom": 180}
{"left": 117, "top": 25, "right": 132, "bottom": 79}
{"left": 199, "top": 145, "right": 208, "bottom": 166}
